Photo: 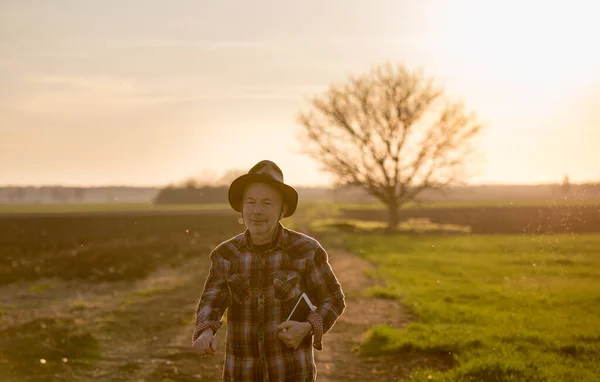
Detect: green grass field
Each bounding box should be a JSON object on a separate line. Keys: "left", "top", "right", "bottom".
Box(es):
{"left": 314, "top": 223, "right": 600, "bottom": 381}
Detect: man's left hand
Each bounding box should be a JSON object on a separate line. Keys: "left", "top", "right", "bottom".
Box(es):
{"left": 277, "top": 321, "right": 312, "bottom": 349}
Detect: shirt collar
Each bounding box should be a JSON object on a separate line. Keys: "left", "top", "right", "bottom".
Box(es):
{"left": 237, "top": 222, "right": 288, "bottom": 252}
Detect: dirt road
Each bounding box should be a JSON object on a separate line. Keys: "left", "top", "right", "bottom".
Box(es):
{"left": 313, "top": 250, "right": 410, "bottom": 381}
{"left": 0, "top": 249, "right": 410, "bottom": 381}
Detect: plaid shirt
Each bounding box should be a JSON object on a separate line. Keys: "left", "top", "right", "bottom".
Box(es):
{"left": 192, "top": 223, "right": 346, "bottom": 381}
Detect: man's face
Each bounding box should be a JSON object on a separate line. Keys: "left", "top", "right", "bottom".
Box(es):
{"left": 242, "top": 182, "right": 286, "bottom": 243}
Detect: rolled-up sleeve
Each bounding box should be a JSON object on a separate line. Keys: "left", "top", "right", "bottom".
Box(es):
{"left": 192, "top": 250, "right": 230, "bottom": 343}
{"left": 306, "top": 246, "right": 346, "bottom": 350}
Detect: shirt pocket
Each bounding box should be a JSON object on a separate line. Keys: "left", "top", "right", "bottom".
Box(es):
{"left": 272, "top": 270, "right": 300, "bottom": 301}
{"left": 227, "top": 272, "right": 250, "bottom": 304}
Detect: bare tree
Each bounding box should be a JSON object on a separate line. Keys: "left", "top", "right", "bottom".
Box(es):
{"left": 297, "top": 63, "right": 484, "bottom": 231}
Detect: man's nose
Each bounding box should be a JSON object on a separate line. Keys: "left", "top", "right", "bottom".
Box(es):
{"left": 251, "top": 207, "right": 265, "bottom": 215}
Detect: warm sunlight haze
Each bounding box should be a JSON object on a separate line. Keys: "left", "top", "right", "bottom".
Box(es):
{"left": 2, "top": 3, "right": 600, "bottom": 381}
{"left": 1, "top": 0, "right": 599, "bottom": 187}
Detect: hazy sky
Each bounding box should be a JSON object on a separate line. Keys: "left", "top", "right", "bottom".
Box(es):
{"left": 2, "top": 0, "right": 599, "bottom": 187}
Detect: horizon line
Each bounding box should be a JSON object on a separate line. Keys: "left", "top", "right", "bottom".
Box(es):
{"left": 0, "top": 181, "right": 598, "bottom": 189}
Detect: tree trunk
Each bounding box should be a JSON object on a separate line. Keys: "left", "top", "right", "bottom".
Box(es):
{"left": 386, "top": 202, "right": 399, "bottom": 232}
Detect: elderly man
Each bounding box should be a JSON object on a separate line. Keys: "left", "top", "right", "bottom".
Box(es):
{"left": 192, "top": 160, "right": 346, "bottom": 381}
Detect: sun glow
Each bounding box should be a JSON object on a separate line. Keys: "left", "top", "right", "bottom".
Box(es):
{"left": 431, "top": 1, "right": 600, "bottom": 123}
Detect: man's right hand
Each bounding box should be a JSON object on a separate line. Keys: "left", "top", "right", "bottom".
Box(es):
{"left": 192, "top": 328, "right": 217, "bottom": 357}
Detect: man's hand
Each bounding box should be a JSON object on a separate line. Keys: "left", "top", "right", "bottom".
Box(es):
{"left": 192, "top": 328, "right": 217, "bottom": 357}
{"left": 277, "top": 321, "right": 313, "bottom": 349}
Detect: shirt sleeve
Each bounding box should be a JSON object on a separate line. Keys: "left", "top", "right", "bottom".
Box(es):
{"left": 305, "top": 245, "right": 346, "bottom": 350}
{"left": 192, "top": 249, "right": 230, "bottom": 343}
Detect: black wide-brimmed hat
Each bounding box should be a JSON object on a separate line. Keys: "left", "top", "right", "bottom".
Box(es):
{"left": 228, "top": 160, "right": 298, "bottom": 217}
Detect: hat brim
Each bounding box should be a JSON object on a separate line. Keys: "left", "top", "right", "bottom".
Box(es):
{"left": 228, "top": 174, "right": 298, "bottom": 217}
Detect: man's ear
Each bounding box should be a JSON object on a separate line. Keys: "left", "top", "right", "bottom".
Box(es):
{"left": 281, "top": 202, "right": 288, "bottom": 218}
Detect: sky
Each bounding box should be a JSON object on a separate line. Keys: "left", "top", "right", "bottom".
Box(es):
{"left": 1, "top": 0, "right": 599, "bottom": 187}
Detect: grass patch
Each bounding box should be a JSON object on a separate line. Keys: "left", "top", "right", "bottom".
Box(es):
{"left": 311, "top": 218, "right": 470, "bottom": 235}
{"left": 367, "top": 286, "right": 403, "bottom": 300}
{"left": 122, "top": 285, "right": 177, "bottom": 305}
{"left": 363, "top": 268, "right": 376, "bottom": 279}
{"left": 335, "top": 231, "right": 600, "bottom": 381}
{"left": 28, "top": 282, "right": 53, "bottom": 294}
{"left": 0, "top": 317, "right": 100, "bottom": 380}
{"left": 312, "top": 218, "right": 387, "bottom": 233}
{"left": 132, "top": 286, "right": 166, "bottom": 297}
{"left": 0, "top": 305, "right": 15, "bottom": 318}
{"left": 69, "top": 299, "right": 95, "bottom": 312}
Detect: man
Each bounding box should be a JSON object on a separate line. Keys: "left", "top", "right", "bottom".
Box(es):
{"left": 192, "top": 160, "right": 346, "bottom": 381}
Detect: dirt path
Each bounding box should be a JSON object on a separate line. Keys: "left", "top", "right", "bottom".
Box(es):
{"left": 139, "top": 249, "right": 414, "bottom": 381}
{"left": 0, "top": 249, "right": 412, "bottom": 381}
{"left": 133, "top": 248, "right": 414, "bottom": 381}
{"left": 314, "top": 250, "right": 410, "bottom": 381}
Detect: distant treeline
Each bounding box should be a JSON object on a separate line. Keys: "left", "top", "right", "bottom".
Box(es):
{"left": 0, "top": 186, "right": 158, "bottom": 204}
{"left": 151, "top": 184, "right": 333, "bottom": 205}
{"left": 1, "top": 181, "right": 599, "bottom": 205}
{"left": 152, "top": 182, "right": 600, "bottom": 205}
{"left": 153, "top": 185, "right": 229, "bottom": 204}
